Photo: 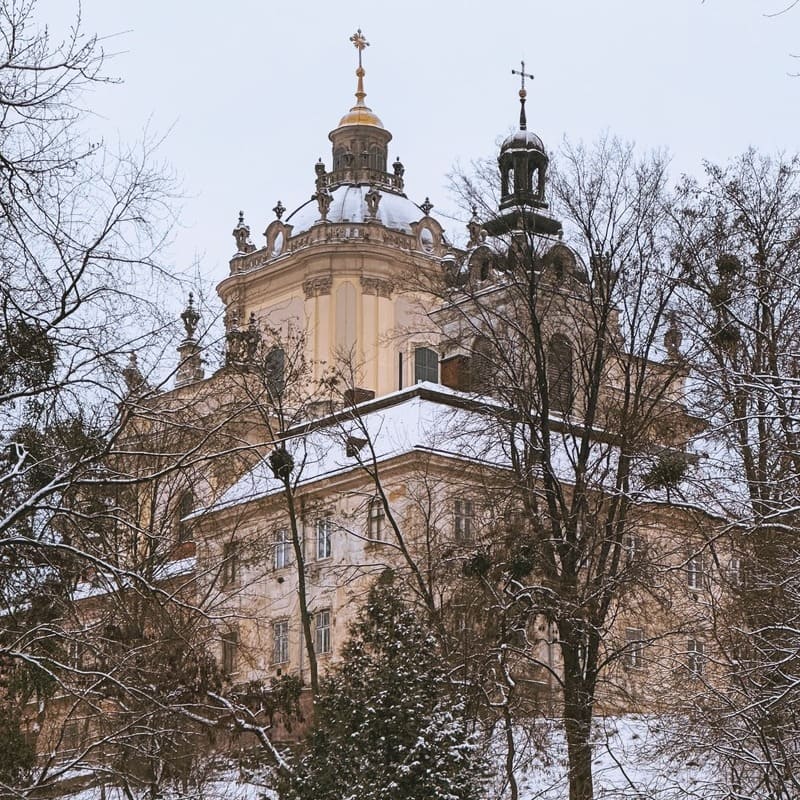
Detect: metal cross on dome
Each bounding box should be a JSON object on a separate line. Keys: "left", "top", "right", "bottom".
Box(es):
{"left": 350, "top": 29, "right": 369, "bottom": 67}
{"left": 511, "top": 60, "right": 534, "bottom": 130}
{"left": 512, "top": 60, "right": 534, "bottom": 93}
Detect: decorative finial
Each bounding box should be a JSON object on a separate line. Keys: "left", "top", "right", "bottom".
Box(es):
{"left": 233, "top": 211, "right": 252, "bottom": 253}
{"left": 467, "top": 206, "right": 482, "bottom": 247}
{"left": 511, "top": 60, "right": 534, "bottom": 131}
{"left": 349, "top": 29, "right": 370, "bottom": 106}
{"left": 273, "top": 200, "right": 285, "bottom": 220}
{"left": 122, "top": 352, "right": 144, "bottom": 393}
{"left": 420, "top": 197, "right": 434, "bottom": 216}
{"left": 181, "top": 291, "right": 200, "bottom": 339}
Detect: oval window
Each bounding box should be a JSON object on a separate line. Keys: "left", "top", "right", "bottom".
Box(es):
{"left": 420, "top": 228, "right": 434, "bottom": 253}
{"left": 272, "top": 231, "right": 284, "bottom": 257}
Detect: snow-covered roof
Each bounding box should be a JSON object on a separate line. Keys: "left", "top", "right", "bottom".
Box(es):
{"left": 210, "top": 384, "right": 486, "bottom": 512}
{"left": 285, "top": 185, "right": 429, "bottom": 236}
{"left": 206, "top": 383, "right": 715, "bottom": 519}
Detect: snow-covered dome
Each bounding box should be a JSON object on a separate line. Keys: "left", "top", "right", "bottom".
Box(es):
{"left": 286, "top": 185, "right": 428, "bottom": 237}
{"left": 500, "top": 129, "right": 546, "bottom": 155}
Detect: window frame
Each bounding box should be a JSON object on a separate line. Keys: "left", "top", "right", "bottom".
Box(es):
{"left": 454, "top": 498, "right": 475, "bottom": 543}
{"left": 273, "top": 528, "right": 292, "bottom": 571}
{"left": 222, "top": 628, "right": 239, "bottom": 676}
{"left": 624, "top": 627, "right": 645, "bottom": 670}
{"left": 367, "top": 496, "right": 386, "bottom": 542}
{"left": 314, "top": 609, "right": 332, "bottom": 655}
{"left": 414, "top": 346, "right": 439, "bottom": 384}
{"left": 316, "top": 516, "right": 332, "bottom": 560}
{"left": 547, "top": 334, "right": 574, "bottom": 414}
{"left": 221, "top": 541, "right": 240, "bottom": 587}
{"left": 726, "top": 555, "right": 743, "bottom": 587}
{"left": 272, "top": 619, "right": 289, "bottom": 665}
{"left": 687, "top": 638, "right": 705, "bottom": 677}
{"left": 176, "top": 490, "right": 194, "bottom": 543}
{"left": 687, "top": 553, "right": 704, "bottom": 591}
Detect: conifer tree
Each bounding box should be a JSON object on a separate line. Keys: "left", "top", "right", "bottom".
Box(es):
{"left": 280, "top": 571, "right": 487, "bottom": 800}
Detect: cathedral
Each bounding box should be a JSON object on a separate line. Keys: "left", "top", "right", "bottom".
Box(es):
{"left": 44, "top": 29, "right": 729, "bottom": 793}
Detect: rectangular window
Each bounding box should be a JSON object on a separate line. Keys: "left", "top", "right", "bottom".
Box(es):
{"left": 315, "top": 609, "right": 331, "bottom": 654}
{"left": 177, "top": 491, "right": 194, "bottom": 543}
{"left": 273, "top": 620, "right": 289, "bottom": 664}
{"left": 273, "top": 528, "right": 292, "bottom": 570}
{"left": 687, "top": 638, "right": 704, "bottom": 677}
{"left": 727, "top": 556, "right": 742, "bottom": 587}
{"left": 62, "top": 720, "right": 81, "bottom": 754}
{"left": 414, "top": 346, "right": 439, "bottom": 384}
{"left": 222, "top": 541, "right": 239, "bottom": 587}
{"left": 222, "top": 629, "right": 239, "bottom": 675}
{"left": 454, "top": 499, "right": 475, "bottom": 543}
{"left": 368, "top": 497, "right": 386, "bottom": 541}
{"left": 687, "top": 553, "right": 704, "bottom": 591}
{"left": 624, "top": 628, "right": 645, "bottom": 669}
{"left": 622, "top": 533, "right": 640, "bottom": 565}
{"left": 316, "top": 517, "right": 332, "bottom": 560}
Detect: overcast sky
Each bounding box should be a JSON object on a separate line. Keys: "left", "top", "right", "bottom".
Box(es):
{"left": 42, "top": 1, "right": 800, "bottom": 303}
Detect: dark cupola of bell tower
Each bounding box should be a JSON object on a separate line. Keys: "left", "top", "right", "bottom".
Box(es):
{"left": 484, "top": 63, "right": 562, "bottom": 238}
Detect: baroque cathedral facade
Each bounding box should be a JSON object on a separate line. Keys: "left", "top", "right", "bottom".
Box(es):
{"left": 46, "top": 30, "right": 729, "bottom": 779}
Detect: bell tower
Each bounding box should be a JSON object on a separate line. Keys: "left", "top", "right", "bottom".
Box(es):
{"left": 484, "top": 63, "right": 562, "bottom": 238}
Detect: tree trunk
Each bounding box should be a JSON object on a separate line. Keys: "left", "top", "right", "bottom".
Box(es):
{"left": 563, "top": 684, "right": 595, "bottom": 800}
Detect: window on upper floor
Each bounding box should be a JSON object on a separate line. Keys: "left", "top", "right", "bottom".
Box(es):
{"left": 622, "top": 532, "right": 641, "bottom": 566}
{"left": 547, "top": 334, "right": 573, "bottom": 413}
{"left": 624, "top": 627, "right": 645, "bottom": 670}
{"left": 176, "top": 490, "right": 194, "bottom": 543}
{"left": 316, "top": 517, "right": 333, "bottom": 560}
{"left": 414, "top": 346, "right": 439, "bottom": 384}
{"left": 726, "top": 555, "right": 743, "bottom": 587}
{"left": 273, "top": 620, "right": 289, "bottom": 665}
{"left": 221, "top": 541, "right": 239, "bottom": 587}
{"left": 454, "top": 499, "right": 475, "bottom": 543}
{"left": 315, "top": 609, "right": 332, "bottom": 654}
{"left": 367, "top": 496, "right": 386, "bottom": 542}
{"left": 687, "top": 553, "right": 705, "bottom": 591}
{"left": 687, "top": 638, "right": 704, "bottom": 677}
{"left": 273, "top": 528, "right": 292, "bottom": 570}
{"left": 222, "top": 628, "right": 239, "bottom": 676}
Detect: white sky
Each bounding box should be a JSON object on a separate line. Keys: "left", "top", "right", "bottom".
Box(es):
{"left": 41, "top": 1, "right": 800, "bottom": 305}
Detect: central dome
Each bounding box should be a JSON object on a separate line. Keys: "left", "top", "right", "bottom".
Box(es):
{"left": 286, "top": 185, "right": 426, "bottom": 236}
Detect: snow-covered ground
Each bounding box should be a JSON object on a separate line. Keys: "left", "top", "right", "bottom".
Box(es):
{"left": 62, "top": 715, "right": 731, "bottom": 800}
{"left": 496, "top": 716, "right": 724, "bottom": 800}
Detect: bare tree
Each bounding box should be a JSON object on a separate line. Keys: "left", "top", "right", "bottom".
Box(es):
{"left": 0, "top": 1, "right": 180, "bottom": 794}
{"left": 434, "top": 136, "right": 695, "bottom": 800}
{"left": 674, "top": 149, "right": 800, "bottom": 799}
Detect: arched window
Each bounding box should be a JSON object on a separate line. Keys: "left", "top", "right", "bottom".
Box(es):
{"left": 547, "top": 334, "right": 573, "bottom": 413}
{"left": 176, "top": 490, "right": 194, "bottom": 543}
{"left": 368, "top": 144, "right": 383, "bottom": 172}
{"left": 414, "top": 346, "right": 438, "bottom": 384}
{"left": 333, "top": 147, "right": 346, "bottom": 171}
{"left": 471, "top": 336, "right": 495, "bottom": 393}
